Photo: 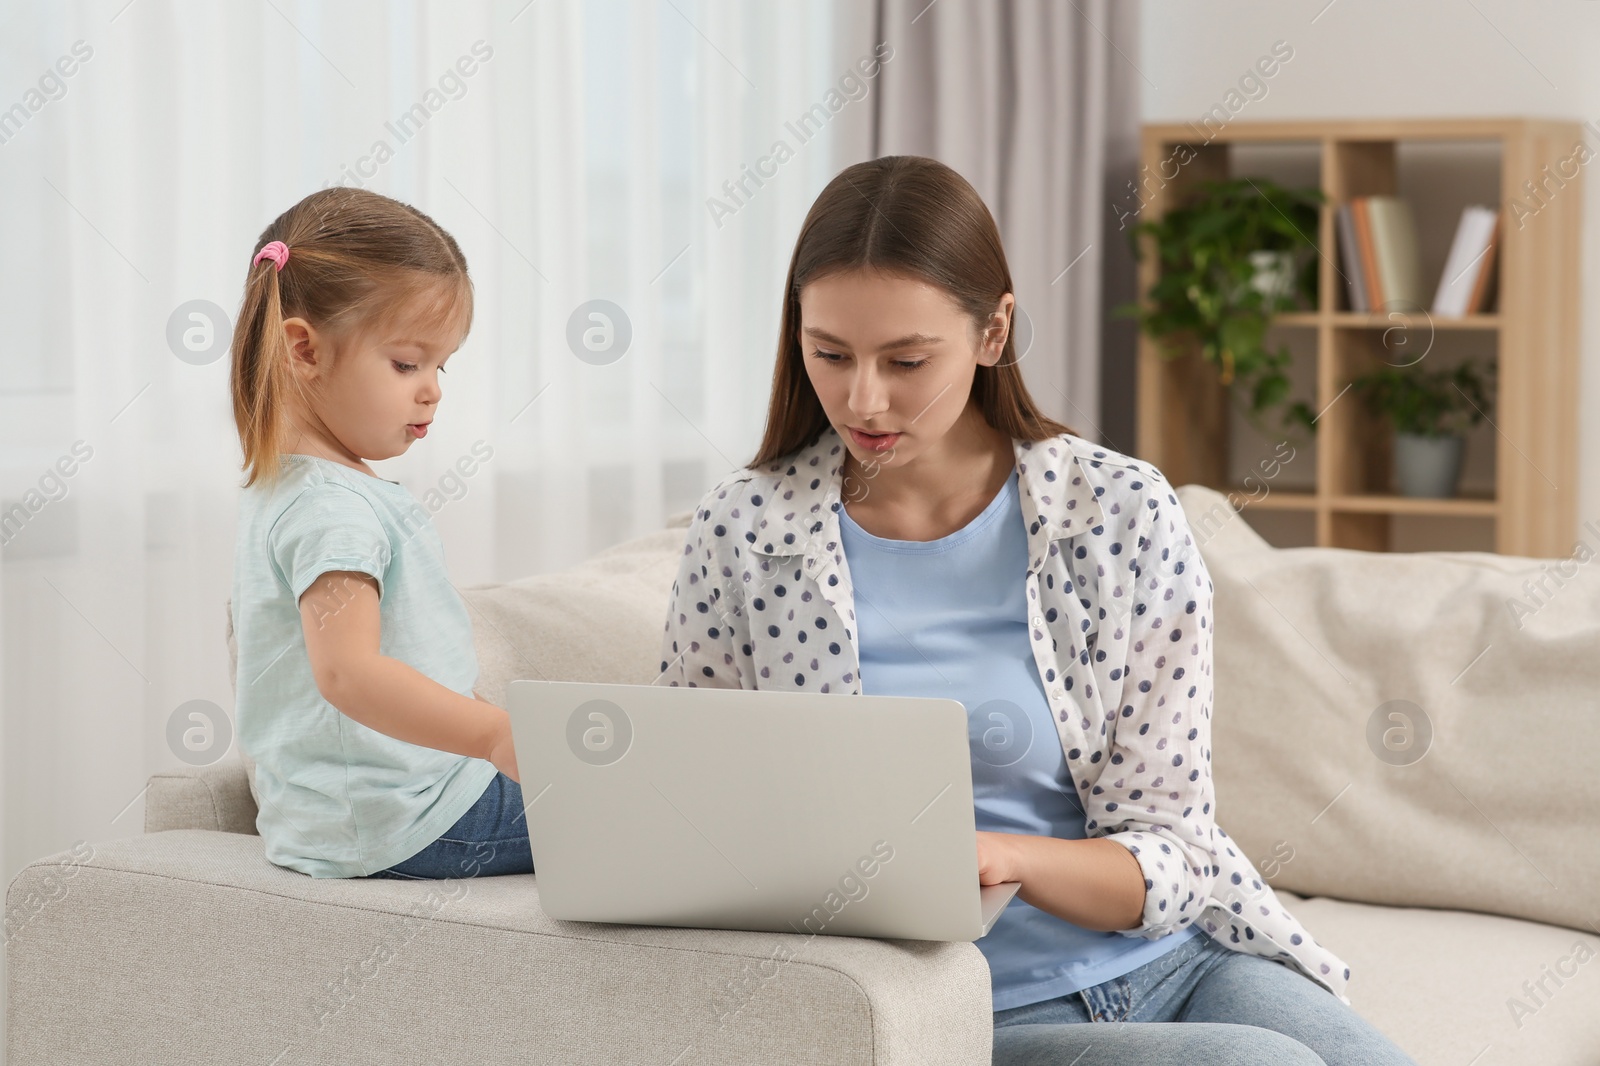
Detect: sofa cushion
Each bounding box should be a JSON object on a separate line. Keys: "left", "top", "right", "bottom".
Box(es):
{"left": 143, "top": 760, "right": 259, "bottom": 835}
{"left": 1276, "top": 888, "right": 1600, "bottom": 1066}
{"left": 461, "top": 514, "right": 691, "bottom": 708}
{"left": 1179, "top": 484, "right": 1600, "bottom": 937}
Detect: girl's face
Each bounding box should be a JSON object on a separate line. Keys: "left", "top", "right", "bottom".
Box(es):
{"left": 284, "top": 297, "right": 465, "bottom": 465}
{"left": 797, "top": 268, "right": 1012, "bottom": 471}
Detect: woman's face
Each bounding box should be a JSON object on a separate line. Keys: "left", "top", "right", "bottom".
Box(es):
{"left": 797, "top": 268, "right": 1012, "bottom": 471}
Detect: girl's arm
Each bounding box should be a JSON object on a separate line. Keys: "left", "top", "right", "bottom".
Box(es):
{"left": 298, "top": 570, "right": 518, "bottom": 781}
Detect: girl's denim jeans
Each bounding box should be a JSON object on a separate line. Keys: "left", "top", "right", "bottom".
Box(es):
{"left": 364, "top": 771, "right": 534, "bottom": 880}
{"left": 992, "top": 928, "right": 1417, "bottom": 1065}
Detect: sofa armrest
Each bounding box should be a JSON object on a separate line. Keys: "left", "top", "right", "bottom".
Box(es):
{"left": 5, "top": 831, "right": 995, "bottom": 1064}
{"left": 143, "top": 758, "right": 258, "bottom": 835}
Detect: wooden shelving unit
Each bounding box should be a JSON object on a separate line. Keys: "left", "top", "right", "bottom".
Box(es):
{"left": 1134, "top": 118, "right": 1581, "bottom": 556}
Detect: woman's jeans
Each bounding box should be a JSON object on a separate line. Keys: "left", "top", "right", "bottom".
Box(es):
{"left": 364, "top": 772, "right": 534, "bottom": 880}
{"left": 992, "top": 930, "right": 1416, "bottom": 1066}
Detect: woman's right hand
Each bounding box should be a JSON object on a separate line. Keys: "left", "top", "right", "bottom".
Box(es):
{"left": 485, "top": 712, "right": 521, "bottom": 783}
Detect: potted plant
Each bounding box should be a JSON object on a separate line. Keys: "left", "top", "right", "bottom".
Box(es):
{"left": 1118, "top": 176, "right": 1325, "bottom": 441}
{"left": 1349, "top": 358, "right": 1496, "bottom": 498}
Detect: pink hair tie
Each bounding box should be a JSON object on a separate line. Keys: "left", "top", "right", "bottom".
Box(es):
{"left": 253, "top": 240, "right": 290, "bottom": 272}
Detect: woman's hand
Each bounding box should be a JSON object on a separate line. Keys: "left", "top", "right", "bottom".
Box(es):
{"left": 983, "top": 833, "right": 1148, "bottom": 932}
{"left": 976, "top": 830, "right": 1030, "bottom": 886}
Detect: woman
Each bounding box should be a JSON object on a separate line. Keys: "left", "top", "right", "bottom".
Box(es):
{"left": 660, "top": 156, "right": 1415, "bottom": 1065}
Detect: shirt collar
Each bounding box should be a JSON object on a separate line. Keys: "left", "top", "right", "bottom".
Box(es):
{"left": 746, "top": 425, "right": 1107, "bottom": 568}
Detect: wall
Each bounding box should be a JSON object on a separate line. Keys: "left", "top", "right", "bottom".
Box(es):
{"left": 1139, "top": 0, "right": 1598, "bottom": 550}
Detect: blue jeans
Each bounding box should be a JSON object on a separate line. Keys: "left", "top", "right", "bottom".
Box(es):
{"left": 992, "top": 928, "right": 1416, "bottom": 1065}
{"left": 364, "top": 771, "right": 535, "bottom": 880}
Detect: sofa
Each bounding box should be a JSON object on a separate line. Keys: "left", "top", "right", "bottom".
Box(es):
{"left": 7, "top": 484, "right": 1599, "bottom": 1064}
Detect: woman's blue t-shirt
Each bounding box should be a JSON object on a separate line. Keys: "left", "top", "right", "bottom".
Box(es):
{"left": 838, "top": 463, "right": 1198, "bottom": 1012}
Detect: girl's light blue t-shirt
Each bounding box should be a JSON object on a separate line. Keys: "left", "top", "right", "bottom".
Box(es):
{"left": 230, "top": 453, "right": 498, "bottom": 878}
{"left": 838, "top": 465, "right": 1198, "bottom": 1012}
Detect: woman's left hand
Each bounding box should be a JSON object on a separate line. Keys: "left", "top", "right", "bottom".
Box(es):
{"left": 976, "top": 830, "right": 1030, "bottom": 886}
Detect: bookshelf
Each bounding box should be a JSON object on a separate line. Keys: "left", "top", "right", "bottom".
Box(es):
{"left": 1133, "top": 118, "right": 1580, "bottom": 556}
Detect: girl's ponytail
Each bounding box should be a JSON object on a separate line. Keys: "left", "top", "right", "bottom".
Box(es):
{"left": 232, "top": 245, "right": 299, "bottom": 488}
{"left": 228, "top": 187, "right": 473, "bottom": 489}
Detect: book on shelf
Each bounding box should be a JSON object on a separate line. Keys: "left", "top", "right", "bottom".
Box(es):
{"left": 1353, "top": 198, "right": 1383, "bottom": 309}
{"left": 1335, "top": 203, "right": 1368, "bottom": 312}
{"left": 1337, "top": 195, "right": 1425, "bottom": 313}
{"left": 1367, "top": 198, "right": 1425, "bottom": 309}
{"left": 1431, "top": 205, "right": 1500, "bottom": 317}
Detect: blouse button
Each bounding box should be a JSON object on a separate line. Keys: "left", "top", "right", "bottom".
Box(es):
{"left": 1032, "top": 616, "right": 1043, "bottom": 627}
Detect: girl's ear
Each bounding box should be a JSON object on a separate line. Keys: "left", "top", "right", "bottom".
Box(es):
{"left": 282, "top": 317, "right": 324, "bottom": 379}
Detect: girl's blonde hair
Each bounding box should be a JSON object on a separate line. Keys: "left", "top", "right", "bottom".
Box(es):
{"left": 230, "top": 187, "right": 473, "bottom": 488}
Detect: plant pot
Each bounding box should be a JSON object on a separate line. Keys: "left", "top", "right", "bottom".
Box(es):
{"left": 1247, "top": 250, "right": 1297, "bottom": 303}
{"left": 1393, "top": 433, "right": 1464, "bottom": 498}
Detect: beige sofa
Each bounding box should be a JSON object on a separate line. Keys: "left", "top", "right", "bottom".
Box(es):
{"left": 7, "top": 485, "right": 1598, "bottom": 1064}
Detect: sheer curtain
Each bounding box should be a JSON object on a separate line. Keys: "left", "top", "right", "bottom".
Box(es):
{"left": 0, "top": 0, "right": 868, "bottom": 952}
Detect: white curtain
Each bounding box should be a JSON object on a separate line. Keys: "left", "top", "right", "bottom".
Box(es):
{"left": 0, "top": 0, "right": 868, "bottom": 957}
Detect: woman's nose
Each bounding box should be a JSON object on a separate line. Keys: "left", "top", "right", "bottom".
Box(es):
{"left": 848, "top": 366, "right": 889, "bottom": 420}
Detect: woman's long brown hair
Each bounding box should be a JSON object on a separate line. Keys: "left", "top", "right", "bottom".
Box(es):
{"left": 747, "top": 155, "right": 1075, "bottom": 469}
{"left": 230, "top": 186, "right": 472, "bottom": 488}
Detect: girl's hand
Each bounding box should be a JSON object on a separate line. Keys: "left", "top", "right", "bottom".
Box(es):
{"left": 485, "top": 712, "right": 521, "bottom": 784}
{"left": 471, "top": 687, "right": 521, "bottom": 782}
{"left": 976, "top": 830, "right": 1029, "bottom": 886}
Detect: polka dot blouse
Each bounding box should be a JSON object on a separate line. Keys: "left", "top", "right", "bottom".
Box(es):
{"left": 659, "top": 426, "right": 1352, "bottom": 1003}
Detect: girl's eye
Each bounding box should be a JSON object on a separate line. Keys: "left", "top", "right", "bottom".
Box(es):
{"left": 393, "top": 361, "right": 418, "bottom": 373}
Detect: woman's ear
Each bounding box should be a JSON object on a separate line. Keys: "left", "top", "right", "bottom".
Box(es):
{"left": 977, "top": 293, "right": 1016, "bottom": 366}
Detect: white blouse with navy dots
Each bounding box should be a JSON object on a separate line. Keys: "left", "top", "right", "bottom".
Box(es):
{"left": 660, "top": 425, "right": 1353, "bottom": 1003}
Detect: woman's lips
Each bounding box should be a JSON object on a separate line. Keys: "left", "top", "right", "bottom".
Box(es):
{"left": 849, "top": 427, "right": 901, "bottom": 451}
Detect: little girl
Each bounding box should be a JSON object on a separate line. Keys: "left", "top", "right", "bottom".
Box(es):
{"left": 229, "top": 186, "right": 530, "bottom": 882}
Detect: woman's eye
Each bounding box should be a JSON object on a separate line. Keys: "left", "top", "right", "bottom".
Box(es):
{"left": 813, "top": 350, "right": 927, "bottom": 371}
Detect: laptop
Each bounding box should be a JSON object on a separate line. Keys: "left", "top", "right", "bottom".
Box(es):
{"left": 505, "top": 679, "right": 1022, "bottom": 941}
